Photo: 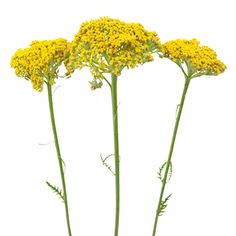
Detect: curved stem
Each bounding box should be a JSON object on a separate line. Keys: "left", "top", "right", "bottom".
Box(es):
{"left": 47, "top": 83, "right": 72, "bottom": 236}
{"left": 152, "top": 77, "right": 191, "bottom": 236}
{"left": 104, "top": 77, "right": 112, "bottom": 89}
{"left": 111, "top": 74, "right": 120, "bottom": 236}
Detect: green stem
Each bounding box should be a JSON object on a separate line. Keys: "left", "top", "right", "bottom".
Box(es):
{"left": 47, "top": 83, "right": 72, "bottom": 236}
{"left": 111, "top": 74, "right": 120, "bottom": 236}
{"left": 152, "top": 77, "right": 191, "bottom": 236}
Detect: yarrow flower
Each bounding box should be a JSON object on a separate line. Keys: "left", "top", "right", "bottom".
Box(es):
{"left": 161, "top": 39, "right": 226, "bottom": 78}
{"left": 152, "top": 39, "right": 226, "bottom": 236}
{"left": 11, "top": 38, "right": 69, "bottom": 92}
{"left": 66, "top": 17, "right": 161, "bottom": 88}
{"left": 65, "top": 17, "right": 162, "bottom": 235}
{"left": 11, "top": 38, "right": 73, "bottom": 235}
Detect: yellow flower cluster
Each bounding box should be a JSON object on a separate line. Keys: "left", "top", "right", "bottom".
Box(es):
{"left": 11, "top": 38, "right": 69, "bottom": 92}
{"left": 162, "top": 39, "right": 226, "bottom": 77}
{"left": 66, "top": 17, "right": 161, "bottom": 80}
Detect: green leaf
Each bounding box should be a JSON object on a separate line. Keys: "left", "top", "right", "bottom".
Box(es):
{"left": 158, "top": 162, "right": 172, "bottom": 183}
{"left": 46, "top": 181, "right": 64, "bottom": 202}
{"left": 100, "top": 154, "right": 115, "bottom": 176}
{"left": 158, "top": 193, "right": 172, "bottom": 216}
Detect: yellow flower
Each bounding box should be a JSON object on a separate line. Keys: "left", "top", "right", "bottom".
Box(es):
{"left": 162, "top": 39, "right": 226, "bottom": 78}
{"left": 66, "top": 17, "right": 161, "bottom": 83}
{"left": 11, "top": 38, "right": 69, "bottom": 92}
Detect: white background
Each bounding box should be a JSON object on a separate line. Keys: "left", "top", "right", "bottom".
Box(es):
{"left": 0, "top": 0, "right": 236, "bottom": 235}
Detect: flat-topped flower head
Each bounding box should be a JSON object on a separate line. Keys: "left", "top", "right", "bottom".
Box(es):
{"left": 162, "top": 39, "right": 226, "bottom": 78}
{"left": 66, "top": 17, "right": 161, "bottom": 82}
{"left": 11, "top": 38, "right": 69, "bottom": 92}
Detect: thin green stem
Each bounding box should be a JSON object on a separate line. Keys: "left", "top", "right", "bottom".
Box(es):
{"left": 104, "top": 77, "right": 112, "bottom": 89}
{"left": 111, "top": 74, "right": 120, "bottom": 236}
{"left": 152, "top": 77, "right": 191, "bottom": 236}
{"left": 47, "top": 83, "right": 72, "bottom": 236}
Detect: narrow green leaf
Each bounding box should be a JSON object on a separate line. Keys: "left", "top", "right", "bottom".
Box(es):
{"left": 158, "top": 193, "right": 172, "bottom": 216}
{"left": 46, "top": 181, "right": 64, "bottom": 202}
{"left": 158, "top": 162, "right": 172, "bottom": 183}
{"left": 100, "top": 154, "right": 115, "bottom": 176}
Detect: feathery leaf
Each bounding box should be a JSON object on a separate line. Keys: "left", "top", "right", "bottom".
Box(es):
{"left": 158, "top": 162, "right": 172, "bottom": 183}
{"left": 46, "top": 181, "right": 64, "bottom": 202}
{"left": 158, "top": 193, "right": 172, "bottom": 216}
{"left": 100, "top": 154, "right": 115, "bottom": 175}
